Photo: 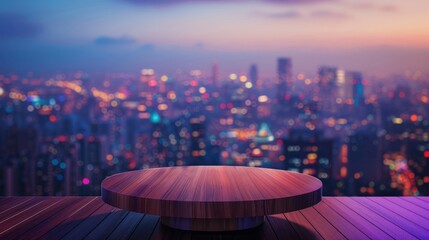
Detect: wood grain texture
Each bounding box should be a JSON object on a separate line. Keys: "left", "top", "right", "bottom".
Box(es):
{"left": 0, "top": 197, "right": 429, "bottom": 239}
{"left": 101, "top": 166, "right": 322, "bottom": 218}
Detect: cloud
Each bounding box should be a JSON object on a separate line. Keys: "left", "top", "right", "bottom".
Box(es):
{"left": 264, "top": 0, "right": 334, "bottom": 4}
{"left": 378, "top": 5, "right": 397, "bottom": 13}
{"left": 193, "top": 42, "right": 205, "bottom": 48}
{"left": 141, "top": 43, "right": 156, "bottom": 50}
{"left": 311, "top": 10, "right": 350, "bottom": 20}
{"left": 122, "top": 0, "right": 335, "bottom": 6}
{"left": 93, "top": 36, "right": 136, "bottom": 46}
{"left": 0, "top": 13, "right": 43, "bottom": 38}
{"left": 261, "top": 11, "right": 301, "bottom": 19}
{"left": 347, "top": 2, "right": 398, "bottom": 13}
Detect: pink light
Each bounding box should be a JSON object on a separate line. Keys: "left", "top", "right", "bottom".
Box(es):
{"left": 82, "top": 178, "right": 90, "bottom": 185}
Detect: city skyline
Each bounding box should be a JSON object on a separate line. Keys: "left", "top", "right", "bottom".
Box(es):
{"left": 1, "top": 56, "right": 428, "bottom": 197}
{"left": 1, "top": 0, "right": 429, "bottom": 74}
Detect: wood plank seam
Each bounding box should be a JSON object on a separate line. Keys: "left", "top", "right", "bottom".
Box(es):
{"left": 320, "top": 199, "right": 372, "bottom": 240}
{"left": 40, "top": 198, "right": 105, "bottom": 239}
{"left": 311, "top": 205, "right": 350, "bottom": 240}
{"left": 0, "top": 199, "right": 63, "bottom": 235}
{"left": 332, "top": 198, "right": 397, "bottom": 239}
{"left": 363, "top": 197, "right": 429, "bottom": 232}
{"left": 381, "top": 197, "right": 429, "bottom": 221}
{"left": 347, "top": 198, "right": 420, "bottom": 239}
{"left": 34, "top": 198, "right": 99, "bottom": 238}
{"left": 0, "top": 199, "right": 46, "bottom": 225}
{"left": 128, "top": 214, "right": 146, "bottom": 239}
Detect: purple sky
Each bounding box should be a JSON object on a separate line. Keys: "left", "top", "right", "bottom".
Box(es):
{"left": 1, "top": 0, "right": 429, "bottom": 76}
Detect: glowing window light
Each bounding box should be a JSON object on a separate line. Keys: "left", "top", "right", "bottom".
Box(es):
{"left": 258, "top": 95, "right": 268, "bottom": 103}
{"left": 392, "top": 118, "right": 403, "bottom": 124}
{"left": 141, "top": 69, "right": 155, "bottom": 75}
{"left": 239, "top": 75, "right": 247, "bottom": 82}
{"left": 199, "top": 87, "right": 206, "bottom": 94}
{"left": 158, "top": 104, "right": 168, "bottom": 111}
{"left": 229, "top": 73, "right": 237, "bottom": 80}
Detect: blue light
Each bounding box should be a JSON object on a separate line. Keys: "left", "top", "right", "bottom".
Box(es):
{"left": 56, "top": 174, "right": 64, "bottom": 181}
{"left": 28, "top": 95, "right": 41, "bottom": 103}
{"left": 58, "top": 95, "right": 66, "bottom": 102}
{"left": 150, "top": 112, "right": 161, "bottom": 124}
{"left": 52, "top": 159, "right": 59, "bottom": 166}
{"left": 60, "top": 162, "right": 66, "bottom": 169}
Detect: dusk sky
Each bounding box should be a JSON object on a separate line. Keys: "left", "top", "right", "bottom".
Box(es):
{"left": 1, "top": 0, "right": 429, "bottom": 76}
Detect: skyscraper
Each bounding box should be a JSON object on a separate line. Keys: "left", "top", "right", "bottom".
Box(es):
{"left": 318, "top": 66, "right": 337, "bottom": 91}
{"left": 318, "top": 66, "right": 338, "bottom": 112}
{"left": 211, "top": 61, "right": 220, "bottom": 86}
{"left": 249, "top": 64, "right": 258, "bottom": 86}
{"left": 190, "top": 116, "right": 206, "bottom": 165}
{"left": 277, "top": 58, "right": 293, "bottom": 103}
{"left": 283, "top": 138, "right": 334, "bottom": 195}
{"left": 348, "top": 131, "right": 382, "bottom": 191}
{"left": 348, "top": 71, "right": 365, "bottom": 106}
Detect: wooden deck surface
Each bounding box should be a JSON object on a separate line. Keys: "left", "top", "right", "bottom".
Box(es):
{"left": 0, "top": 197, "right": 428, "bottom": 239}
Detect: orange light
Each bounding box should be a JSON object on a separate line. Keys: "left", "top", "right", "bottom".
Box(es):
{"left": 252, "top": 148, "right": 262, "bottom": 156}
{"left": 410, "top": 114, "right": 418, "bottom": 122}
{"left": 106, "top": 154, "right": 113, "bottom": 161}
{"left": 340, "top": 167, "right": 347, "bottom": 178}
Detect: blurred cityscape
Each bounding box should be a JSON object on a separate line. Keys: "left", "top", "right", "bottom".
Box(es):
{"left": 1, "top": 58, "right": 428, "bottom": 197}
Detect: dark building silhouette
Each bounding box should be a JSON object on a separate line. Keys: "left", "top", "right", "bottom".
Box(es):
{"left": 249, "top": 64, "right": 258, "bottom": 86}
{"left": 283, "top": 137, "right": 334, "bottom": 195}
{"left": 277, "top": 58, "right": 293, "bottom": 103}
{"left": 190, "top": 116, "right": 206, "bottom": 165}
{"left": 348, "top": 132, "right": 381, "bottom": 185}
{"left": 348, "top": 71, "right": 365, "bottom": 106}
{"left": 211, "top": 61, "right": 220, "bottom": 86}
{"left": 318, "top": 66, "right": 337, "bottom": 112}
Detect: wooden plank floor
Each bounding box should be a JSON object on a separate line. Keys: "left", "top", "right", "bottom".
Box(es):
{"left": 0, "top": 197, "right": 428, "bottom": 240}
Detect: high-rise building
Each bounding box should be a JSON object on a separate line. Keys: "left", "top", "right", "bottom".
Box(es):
{"left": 347, "top": 71, "right": 365, "bottom": 105}
{"left": 211, "top": 61, "right": 220, "bottom": 86}
{"left": 405, "top": 139, "right": 429, "bottom": 195}
{"left": 336, "top": 69, "right": 351, "bottom": 102}
{"left": 283, "top": 139, "right": 334, "bottom": 195}
{"left": 249, "top": 64, "right": 258, "bottom": 86}
{"left": 318, "top": 66, "right": 337, "bottom": 89}
{"left": 348, "top": 132, "right": 381, "bottom": 185}
{"left": 277, "top": 58, "right": 293, "bottom": 102}
{"left": 190, "top": 116, "right": 206, "bottom": 165}
{"left": 318, "top": 66, "right": 337, "bottom": 112}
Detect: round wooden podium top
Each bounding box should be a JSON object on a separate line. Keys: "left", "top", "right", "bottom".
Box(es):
{"left": 101, "top": 166, "right": 322, "bottom": 218}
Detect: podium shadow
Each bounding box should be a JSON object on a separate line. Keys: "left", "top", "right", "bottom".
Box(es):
{"left": 43, "top": 211, "right": 318, "bottom": 240}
